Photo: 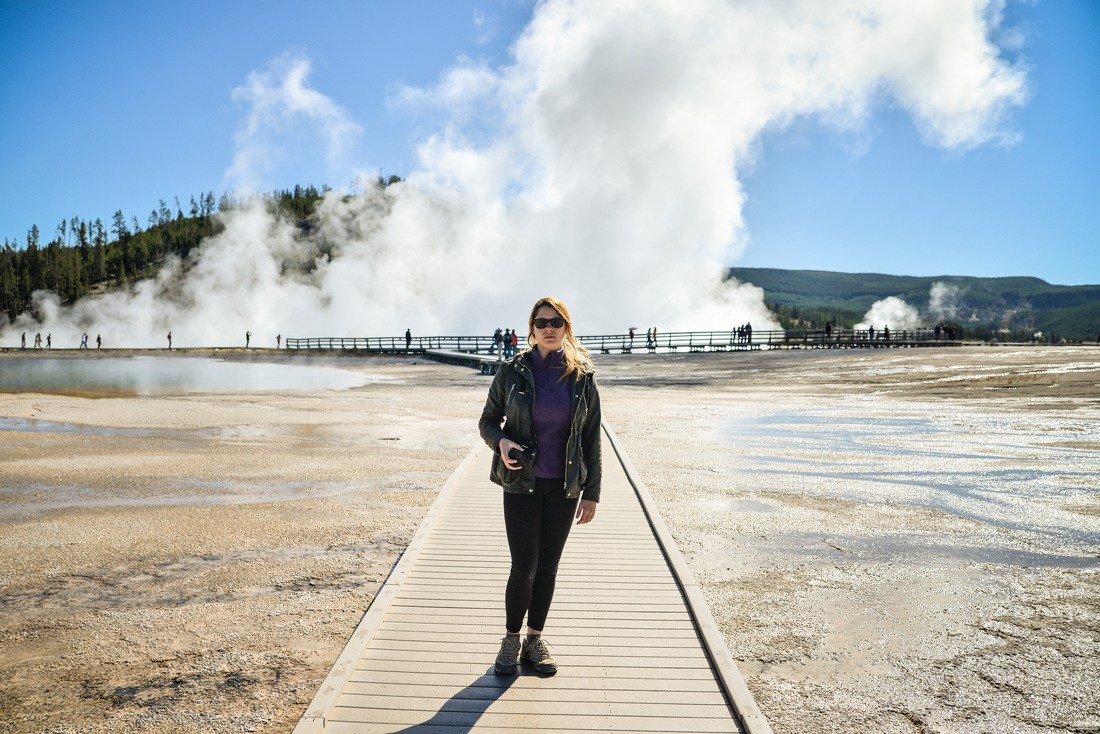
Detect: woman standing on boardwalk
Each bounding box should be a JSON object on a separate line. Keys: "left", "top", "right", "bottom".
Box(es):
{"left": 478, "top": 296, "right": 602, "bottom": 676}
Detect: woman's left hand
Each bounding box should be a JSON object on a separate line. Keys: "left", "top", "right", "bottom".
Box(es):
{"left": 575, "top": 499, "right": 597, "bottom": 525}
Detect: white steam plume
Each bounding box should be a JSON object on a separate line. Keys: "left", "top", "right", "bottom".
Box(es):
{"left": 928, "top": 281, "right": 962, "bottom": 320}
{"left": 856, "top": 279, "right": 968, "bottom": 331}
{"left": 856, "top": 296, "right": 922, "bottom": 330}
{"left": 4, "top": 0, "right": 1026, "bottom": 347}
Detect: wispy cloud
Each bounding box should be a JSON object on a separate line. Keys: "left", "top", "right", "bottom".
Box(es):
{"left": 224, "top": 53, "right": 363, "bottom": 194}
{"left": 473, "top": 9, "right": 496, "bottom": 46}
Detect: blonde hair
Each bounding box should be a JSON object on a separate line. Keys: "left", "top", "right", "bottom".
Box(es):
{"left": 527, "top": 296, "right": 593, "bottom": 380}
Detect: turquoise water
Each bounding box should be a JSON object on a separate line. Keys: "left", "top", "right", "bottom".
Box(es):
{"left": 0, "top": 356, "right": 373, "bottom": 394}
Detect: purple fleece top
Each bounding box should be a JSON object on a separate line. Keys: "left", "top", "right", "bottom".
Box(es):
{"left": 530, "top": 348, "right": 571, "bottom": 479}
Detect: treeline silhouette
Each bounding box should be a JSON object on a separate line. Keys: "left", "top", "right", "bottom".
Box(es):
{"left": 0, "top": 182, "right": 396, "bottom": 323}
{"left": 734, "top": 267, "right": 1100, "bottom": 342}
{"left": 765, "top": 301, "right": 1069, "bottom": 343}
{"left": 766, "top": 302, "right": 862, "bottom": 332}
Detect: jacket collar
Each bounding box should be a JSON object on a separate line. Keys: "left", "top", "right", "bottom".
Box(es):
{"left": 509, "top": 348, "right": 591, "bottom": 388}
{"left": 510, "top": 349, "right": 535, "bottom": 385}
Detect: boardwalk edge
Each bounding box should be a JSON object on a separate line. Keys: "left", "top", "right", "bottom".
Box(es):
{"left": 602, "top": 420, "right": 775, "bottom": 734}
{"left": 290, "top": 443, "right": 485, "bottom": 733}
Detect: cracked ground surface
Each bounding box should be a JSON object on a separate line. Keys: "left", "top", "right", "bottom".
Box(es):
{"left": 2, "top": 346, "right": 1098, "bottom": 733}
{"left": 0, "top": 357, "right": 484, "bottom": 733}
{"left": 599, "top": 345, "right": 1100, "bottom": 733}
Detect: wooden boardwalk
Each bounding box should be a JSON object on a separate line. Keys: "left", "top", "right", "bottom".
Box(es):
{"left": 424, "top": 349, "right": 503, "bottom": 374}
{"left": 294, "top": 424, "right": 769, "bottom": 734}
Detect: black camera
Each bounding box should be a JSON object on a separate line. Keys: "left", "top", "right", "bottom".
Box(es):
{"left": 508, "top": 445, "right": 538, "bottom": 469}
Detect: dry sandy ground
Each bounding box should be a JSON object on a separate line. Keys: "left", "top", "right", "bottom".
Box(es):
{"left": 1, "top": 346, "right": 1098, "bottom": 733}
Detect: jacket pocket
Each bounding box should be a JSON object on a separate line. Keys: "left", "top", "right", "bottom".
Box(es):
{"left": 491, "top": 450, "right": 521, "bottom": 486}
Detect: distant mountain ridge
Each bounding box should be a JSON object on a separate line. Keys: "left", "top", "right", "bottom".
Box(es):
{"left": 726, "top": 267, "right": 1100, "bottom": 341}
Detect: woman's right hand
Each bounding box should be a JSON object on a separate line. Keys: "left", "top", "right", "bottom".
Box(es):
{"left": 498, "top": 437, "right": 524, "bottom": 470}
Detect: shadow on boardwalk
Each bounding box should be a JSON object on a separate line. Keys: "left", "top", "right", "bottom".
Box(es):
{"left": 392, "top": 671, "right": 517, "bottom": 732}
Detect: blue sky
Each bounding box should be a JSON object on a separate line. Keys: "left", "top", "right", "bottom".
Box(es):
{"left": 2, "top": 0, "right": 1097, "bottom": 285}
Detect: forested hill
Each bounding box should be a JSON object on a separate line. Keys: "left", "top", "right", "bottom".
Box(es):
{"left": 0, "top": 185, "right": 343, "bottom": 321}
{"left": 727, "top": 267, "right": 1100, "bottom": 342}
{"left": 0, "top": 182, "right": 398, "bottom": 324}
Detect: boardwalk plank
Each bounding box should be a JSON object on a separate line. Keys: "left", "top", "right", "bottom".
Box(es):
{"left": 341, "top": 682, "right": 729, "bottom": 704}
{"left": 368, "top": 641, "right": 714, "bottom": 658}
{"left": 357, "top": 652, "right": 713, "bottom": 669}
{"left": 373, "top": 629, "right": 702, "bottom": 643}
{"left": 349, "top": 662, "right": 721, "bottom": 680}
{"left": 348, "top": 670, "right": 723, "bottom": 691}
{"left": 338, "top": 695, "right": 735, "bottom": 717}
{"left": 327, "top": 710, "right": 740, "bottom": 732}
{"left": 382, "top": 607, "right": 694, "bottom": 620}
{"left": 320, "top": 727, "right": 716, "bottom": 734}
{"left": 376, "top": 615, "right": 697, "bottom": 629}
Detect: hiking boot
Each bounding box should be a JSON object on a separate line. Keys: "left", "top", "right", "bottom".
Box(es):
{"left": 494, "top": 634, "right": 521, "bottom": 675}
{"left": 520, "top": 635, "right": 558, "bottom": 675}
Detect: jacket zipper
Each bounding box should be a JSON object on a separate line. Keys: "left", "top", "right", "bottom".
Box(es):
{"left": 513, "top": 357, "right": 537, "bottom": 492}
{"left": 564, "top": 375, "right": 587, "bottom": 492}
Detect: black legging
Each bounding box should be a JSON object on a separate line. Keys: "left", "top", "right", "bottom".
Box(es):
{"left": 503, "top": 477, "right": 577, "bottom": 633}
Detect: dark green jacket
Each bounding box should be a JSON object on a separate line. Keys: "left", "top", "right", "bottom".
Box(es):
{"left": 478, "top": 349, "right": 602, "bottom": 502}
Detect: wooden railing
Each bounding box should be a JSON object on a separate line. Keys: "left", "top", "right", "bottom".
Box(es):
{"left": 284, "top": 335, "right": 500, "bottom": 352}
{"left": 285, "top": 328, "right": 954, "bottom": 353}
{"left": 760, "top": 327, "right": 953, "bottom": 348}
{"left": 583, "top": 330, "right": 774, "bottom": 353}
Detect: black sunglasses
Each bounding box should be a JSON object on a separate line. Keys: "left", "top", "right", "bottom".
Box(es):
{"left": 533, "top": 317, "right": 566, "bottom": 329}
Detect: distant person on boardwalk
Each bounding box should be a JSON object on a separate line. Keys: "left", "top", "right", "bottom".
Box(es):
{"left": 479, "top": 296, "right": 602, "bottom": 677}
{"left": 745, "top": 322, "right": 752, "bottom": 343}
{"left": 167, "top": 331, "right": 172, "bottom": 349}
{"left": 628, "top": 327, "right": 635, "bottom": 347}
{"left": 34, "top": 333, "right": 42, "bottom": 349}
{"left": 868, "top": 325, "right": 875, "bottom": 342}
{"left": 503, "top": 329, "right": 513, "bottom": 358}
{"left": 884, "top": 325, "right": 890, "bottom": 341}
{"left": 405, "top": 328, "right": 412, "bottom": 349}
{"left": 825, "top": 322, "right": 833, "bottom": 340}
{"left": 80, "top": 333, "right": 88, "bottom": 349}
{"left": 510, "top": 328, "right": 518, "bottom": 357}
{"left": 276, "top": 334, "right": 281, "bottom": 349}
{"left": 739, "top": 323, "right": 749, "bottom": 344}
{"left": 46, "top": 334, "right": 51, "bottom": 349}
{"left": 96, "top": 334, "right": 101, "bottom": 349}
{"left": 21, "top": 332, "right": 25, "bottom": 349}
{"left": 245, "top": 331, "right": 251, "bottom": 348}
{"left": 493, "top": 327, "right": 504, "bottom": 357}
